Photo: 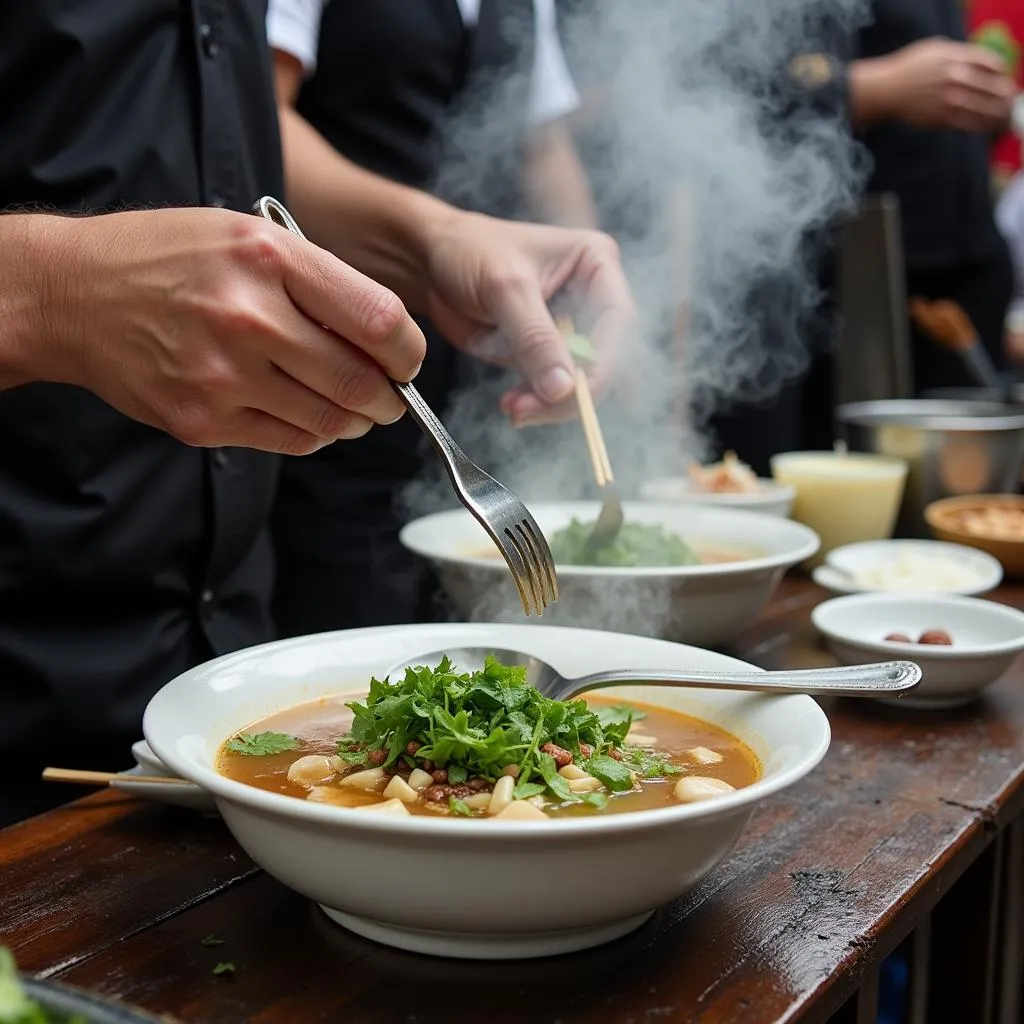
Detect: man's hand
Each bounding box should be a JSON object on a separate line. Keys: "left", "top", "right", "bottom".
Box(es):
{"left": 856, "top": 38, "right": 1016, "bottom": 133}
{"left": 6, "top": 208, "right": 426, "bottom": 454}
{"left": 421, "top": 212, "right": 636, "bottom": 426}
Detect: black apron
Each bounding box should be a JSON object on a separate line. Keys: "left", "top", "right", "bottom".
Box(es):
{"left": 271, "top": 0, "right": 535, "bottom": 635}
{"left": 0, "top": 0, "right": 283, "bottom": 824}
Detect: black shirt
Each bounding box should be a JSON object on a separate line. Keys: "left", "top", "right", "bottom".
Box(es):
{"left": 0, "top": 0, "right": 283, "bottom": 822}
{"left": 857, "top": 0, "right": 1004, "bottom": 270}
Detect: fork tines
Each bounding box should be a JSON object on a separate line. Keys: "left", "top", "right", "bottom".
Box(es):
{"left": 491, "top": 512, "right": 559, "bottom": 617}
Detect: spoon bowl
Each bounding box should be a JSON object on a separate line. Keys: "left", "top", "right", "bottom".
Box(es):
{"left": 385, "top": 645, "right": 922, "bottom": 699}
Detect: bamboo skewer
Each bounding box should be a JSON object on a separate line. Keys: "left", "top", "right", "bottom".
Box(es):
{"left": 42, "top": 767, "right": 183, "bottom": 786}
{"left": 556, "top": 315, "right": 614, "bottom": 487}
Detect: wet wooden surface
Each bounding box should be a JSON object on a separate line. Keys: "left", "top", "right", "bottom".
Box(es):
{"left": 3, "top": 578, "right": 1024, "bottom": 1024}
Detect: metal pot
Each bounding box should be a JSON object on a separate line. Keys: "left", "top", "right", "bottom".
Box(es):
{"left": 920, "top": 386, "right": 1024, "bottom": 405}
{"left": 835, "top": 400, "right": 1024, "bottom": 537}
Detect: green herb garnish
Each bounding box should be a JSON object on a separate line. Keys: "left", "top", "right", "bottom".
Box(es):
{"left": 586, "top": 754, "right": 636, "bottom": 793}
{"left": 212, "top": 962, "right": 235, "bottom": 976}
{"left": 199, "top": 935, "right": 225, "bottom": 947}
{"left": 226, "top": 731, "right": 300, "bottom": 756}
{"left": 621, "top": 747, "right": 685, "bottom": 779}
{"left": 549, "top": 518, "right": 700, "bottom": 567}
{"left": 345, "top": 657, "right": 634, "bottom": 806}
{"left": 565, "top": 332, "right": 597, "bottom": 365}
{"left": 448, "top": 797, "right": 472, "bottom": 816}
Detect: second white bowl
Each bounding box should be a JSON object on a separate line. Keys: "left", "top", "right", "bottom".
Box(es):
{"left": 400, "top": 502, "right": 819, "bottom": 648}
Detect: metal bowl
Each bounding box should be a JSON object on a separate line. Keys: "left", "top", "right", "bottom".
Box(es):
{"left": 836, "top": 400, "right": 1024, "bottom": 537}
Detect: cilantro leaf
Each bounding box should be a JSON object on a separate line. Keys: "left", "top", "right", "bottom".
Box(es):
{"left": 226, "top": 731, "right": 299, "bottom": 756}
{"left": 447, "top": 765, "right": 468, "bottom": 784}
{"left": 212, "top": 962, "right": 235, "bottom": 976}
{"left": 565, "top": 332, "right": 597, "bottom": 365}
{"left": 512, "top": 780, "right": 546, "bottom": 800}
{"left": 587, "top": 755, "right": 636, "bottom": 793}
{"left": 621, "top": 746, "right": 684, "bottom": 779}
{"left": 449, "top": 797, "right": 472, "bottom": 817}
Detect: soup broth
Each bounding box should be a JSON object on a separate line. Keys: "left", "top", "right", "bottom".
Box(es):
{"left": 218, "top": 687, "right": 760, "bottom": 820}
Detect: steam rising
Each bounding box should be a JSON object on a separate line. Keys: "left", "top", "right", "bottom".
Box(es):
{"left": 399, "top": 0, "right": 871, "bottom": 628}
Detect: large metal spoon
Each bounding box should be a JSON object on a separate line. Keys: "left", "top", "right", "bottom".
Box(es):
{"left": 385, "top": 646, "right": 921, "bottom": 699}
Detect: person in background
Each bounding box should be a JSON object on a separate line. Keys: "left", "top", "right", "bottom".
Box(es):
{"left": 267, "top": 0, "right": 599, "bottom": 635}
{"left": 848, "top": 0, "right": 1017, "bottom": 393}
{"left": 995, "top": 150, "right": 1024, "bottom": 362}
{"left": 967, "top": 0, "right": 1024, "bottom": 190}
{"left": 0, "top": 1, "right": 633, "bottom": 826}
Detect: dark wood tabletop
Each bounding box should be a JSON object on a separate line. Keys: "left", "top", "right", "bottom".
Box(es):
{"left": 3, "top": 578, "right": 1024, "bottom": 1024}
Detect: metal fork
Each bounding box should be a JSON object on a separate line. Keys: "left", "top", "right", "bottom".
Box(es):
{"left": 252, "top": 196, "right": 559, "bottom": 616}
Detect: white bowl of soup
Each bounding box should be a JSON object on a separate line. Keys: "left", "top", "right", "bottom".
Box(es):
{"left": 399, "top": 502, "right": 820, "bottom": 648}
{"left": 143, "top": 622, "right": 830, "bottom": 960}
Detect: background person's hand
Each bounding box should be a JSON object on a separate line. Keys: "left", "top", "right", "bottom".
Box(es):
{"left": 882, "top": 38, "right": 1016, "bottom": 132}
{"left": 22, "top": 208, "right": 425, "bottom": 454}
{"left": 420, "top": 212, "right": 636, "bottom": 426}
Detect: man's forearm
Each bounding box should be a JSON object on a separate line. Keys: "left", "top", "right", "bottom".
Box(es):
{"left": 0, "top": 214, "right": 69, "bottom": 389}
{"left": 848, "top": 56, "right": 897, "bottom": 129}
{"left": 278, "top": 105, "right": 459, "bottom": 312}
{"left": 523, "top": 121, "right": 598, "bottom": 228}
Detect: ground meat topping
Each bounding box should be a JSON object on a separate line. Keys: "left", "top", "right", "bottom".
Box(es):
{"left": 541, "top": 742, "right": 572, "bottom": 768}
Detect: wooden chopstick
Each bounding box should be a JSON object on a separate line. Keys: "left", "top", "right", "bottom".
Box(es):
{"left": 558, "top": 316, "right": 614, "bottom": 488}
{"left": 42, "top": 767, "right": 183, "bottom": 786}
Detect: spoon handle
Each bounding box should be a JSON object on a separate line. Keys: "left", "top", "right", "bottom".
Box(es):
{"left": 566, "top": 661, "right": 921, "bottom": 698}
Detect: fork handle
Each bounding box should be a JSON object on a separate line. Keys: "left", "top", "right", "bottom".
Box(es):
{"left": 392, "top": 380, "right": 468, "bottom": 480}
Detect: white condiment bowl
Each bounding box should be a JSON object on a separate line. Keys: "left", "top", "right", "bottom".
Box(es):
{"left": 811, "top": 540, "right": 1003, "bottom": 597}
{"left": 639, "top": 477, "right": 794, "bottom": 518}
{"left": 399, "top": 501, "right": 819, "bottom": 648}
{"left": 144, "top": 622, "right": 830, "bottom": 959}
{"left": 812, "top": 593, "right": 1024, "bottom": 708}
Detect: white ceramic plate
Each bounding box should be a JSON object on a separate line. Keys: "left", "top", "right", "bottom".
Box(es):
{"left": 639, "top": 478, "right": 794, "bottom": 518}
{"left": 812, "top": 593, "right": 1024, "bottom": 708}
{"left": 144, "top": 622, "right": 830, "bottom": 960}
{"left": 812, "top": 539, "right": 1003, "bottom": 597}
{"left": 108, "top": 740, "right": 217, "bottom": 813}
{"left": 399, "top": 502, "right": 819, "bottom": 648}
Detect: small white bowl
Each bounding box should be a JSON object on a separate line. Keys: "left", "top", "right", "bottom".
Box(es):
{"left": 640, "top": 478, "right": 794, "bottom": 518}
{"left": 812, "top": 593, "right": 1024, "bottom": 708}
{"left": 812, "top": 540, "right": 1003, "bottom": 597}
{"left": 144, "top": 621, "right": 830, "bottom": 959}
{"left": 400, "top": 502, "right": 819, "bottom": 648}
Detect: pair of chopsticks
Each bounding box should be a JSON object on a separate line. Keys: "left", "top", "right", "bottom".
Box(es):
{"left": 42, "top": 767, "right": 180, "bottom": 786}
{"left": 556, "top": 316, "right": 614, "bottom": 488}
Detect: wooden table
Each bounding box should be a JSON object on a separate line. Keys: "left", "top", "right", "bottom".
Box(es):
{"left": 3, "top": 579, "right": 1024, "bottom": 1024}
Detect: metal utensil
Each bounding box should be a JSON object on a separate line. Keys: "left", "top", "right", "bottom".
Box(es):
{"left": 385, "top": 645, "right": 922, "bottom": 699}
{"left": 252, "top": 196, "right": 558, "bottom": 616}
{"left": 909, "top": 297, "right": 1011, "bottom": 402}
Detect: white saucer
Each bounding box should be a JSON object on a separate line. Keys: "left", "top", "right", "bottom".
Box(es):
{"left": 813, "top": 540, "right": 1002, "bottom": 597}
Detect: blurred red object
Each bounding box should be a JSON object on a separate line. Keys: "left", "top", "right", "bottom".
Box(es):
{"left": 969, "top": 0, "right": 1024, "bottom": 176}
